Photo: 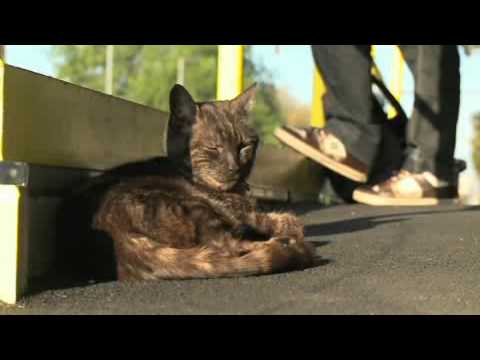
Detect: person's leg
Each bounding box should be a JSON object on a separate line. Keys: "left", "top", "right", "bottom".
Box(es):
{"left": 401, "top": 45, "right": 460, "bottom": 182}
{"left": 398, "top": 45, "right": 419, "bottom": 76}
{"left": 312, "top": 45, "right": 382, "bottom": 167}
{"left": 274, "top": 45, "right": 381, "bottom": 183}
{"left": 353, "top": 45, "right": 461, "bottom": 206}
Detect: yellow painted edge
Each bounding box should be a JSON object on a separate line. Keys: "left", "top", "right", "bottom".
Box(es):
{"left": 0, "top": 185, "right": 21, "bottom": 305}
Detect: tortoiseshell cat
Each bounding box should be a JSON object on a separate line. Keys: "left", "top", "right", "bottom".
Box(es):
{"left": 58, "top": 84, "right": 315, "bottom": 282}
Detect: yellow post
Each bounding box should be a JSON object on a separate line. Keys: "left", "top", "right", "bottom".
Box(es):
{"left": 387, "top": 45, "right": 405, "bottom": 119}
{"left": 0, "top": 46, "right": 4, "bottom": 156}
{"left": 311, "top": 68, "right": 327, "bottom": 128}
{"left": 217, "top": 45, "right": 244, "bottom": 100}
{"left": 371, "top": 45, "right": 383, "bottom": 80}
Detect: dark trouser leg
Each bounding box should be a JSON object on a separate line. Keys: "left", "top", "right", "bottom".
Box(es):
{"left": 311, "top": 45, "right": 382, "bottom": 170}
{"left": 398, "top": 45, "right": 419, "bottom": 76}
{"left": 399, "top": 45, "right": 460, "bottom": 182}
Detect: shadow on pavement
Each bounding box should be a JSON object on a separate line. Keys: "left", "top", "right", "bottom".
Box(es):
{"left": 305, "top": 217, "right": 408, "bottom": 237}
{"left": 302, "top": 205, "right": 480, "bottom": 238}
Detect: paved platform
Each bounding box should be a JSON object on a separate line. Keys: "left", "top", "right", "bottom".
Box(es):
{"left": 2, "top": 204, "right": 480, "bottom": 315}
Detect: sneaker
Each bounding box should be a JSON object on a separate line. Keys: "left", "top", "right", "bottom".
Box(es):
{"left": 352, "top": 170, "right": 458, "bottom": 206}
{"left": 274, "top": 125, "right": 368, "bottom": 183}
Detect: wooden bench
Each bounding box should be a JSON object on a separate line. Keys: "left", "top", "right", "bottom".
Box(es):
{"left": 0, "top": 61, "right": 170, "bottom": 304}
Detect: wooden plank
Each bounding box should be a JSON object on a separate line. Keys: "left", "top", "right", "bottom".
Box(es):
{"left": 1, "top": 65, "right": 169, "bottom": 171}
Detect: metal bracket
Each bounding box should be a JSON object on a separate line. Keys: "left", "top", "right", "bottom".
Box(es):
{"left": 0, "top": 161, "right": 29, "bottom": 187}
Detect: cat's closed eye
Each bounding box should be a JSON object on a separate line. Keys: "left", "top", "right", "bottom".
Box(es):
{"left": 205, "top": 145, "right": 223, "bottom": 154}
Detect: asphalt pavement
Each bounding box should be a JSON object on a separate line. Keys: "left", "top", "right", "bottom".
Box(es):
{"left": 2, "top": 203, "right": 480, "bottom": 315}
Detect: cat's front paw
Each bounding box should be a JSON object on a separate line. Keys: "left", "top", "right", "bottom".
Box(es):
{"left": 268, "top": 236, "right": 316, "bottom": 268}
{"left": 269, "top": 213, "right": 304, "bottom": 240}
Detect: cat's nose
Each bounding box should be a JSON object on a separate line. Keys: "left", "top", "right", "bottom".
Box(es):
{"left": 228, "top": 162, "right": 239, "bottom": 173}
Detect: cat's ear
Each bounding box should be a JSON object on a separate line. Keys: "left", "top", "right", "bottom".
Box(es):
{"left": 167, "top": 85, "right": 197, "bottom": 158}
{"left": 169, "top": 84, "right": 197, "bottom": 130}
{"left": 231, "top": 83, "right": 257, "bottom": 114}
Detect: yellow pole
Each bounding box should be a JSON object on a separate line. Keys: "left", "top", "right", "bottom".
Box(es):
{"left": 311, "top": 68, "right": 327, "bottom": 128}
{"left": 217, "top": 45, "right": 244, "bottom": 100}
{"left": 105, "top": 45, "right": 114, "bottom": 95}
{"left": 387, "top": 45, "right": 405, "bottom": 119}
{"left": 371, "top": 45, "right": 383, "bottom": 80}
{"left": 0, "top": 46, "right": 4, "bottom": 159}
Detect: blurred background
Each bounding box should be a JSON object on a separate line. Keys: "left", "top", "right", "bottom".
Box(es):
{"left": 4, "top": 45, "right": 480, "bottom": 204}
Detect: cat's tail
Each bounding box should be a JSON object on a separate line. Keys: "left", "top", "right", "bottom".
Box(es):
{"left": 116, "top": 236, "right": 316, "bottom": 280}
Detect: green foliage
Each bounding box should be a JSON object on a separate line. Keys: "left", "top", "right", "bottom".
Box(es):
{"left": 473, "top": 113, "right": 480, "bottom": 175}
{"left": 50, "top": 45, "right": 284, "bottom": 145}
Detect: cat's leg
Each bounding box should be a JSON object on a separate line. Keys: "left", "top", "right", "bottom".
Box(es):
{"left": 236, "top": 236, "right": 315, "bottom": 274}
{"left": 246, "top": 211, "right": 305, "bottom": 241}
{"left": 226, "top": 229, "right": 316, "bottom": 274}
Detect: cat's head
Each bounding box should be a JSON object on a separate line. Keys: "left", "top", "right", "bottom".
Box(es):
{"left": 167, "top": 83, "right": 259, "bottom": 192}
